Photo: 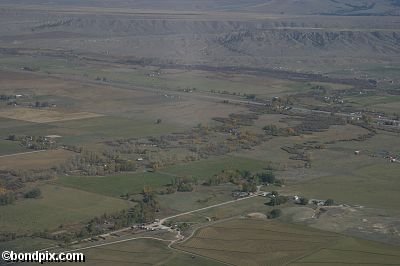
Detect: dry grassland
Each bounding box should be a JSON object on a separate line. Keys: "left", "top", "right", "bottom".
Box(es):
{"left": 0, "top": 149, "right": 75, "bottom": 170}
{"left": 0, "top": 107, "right": 103, "bottom": 123}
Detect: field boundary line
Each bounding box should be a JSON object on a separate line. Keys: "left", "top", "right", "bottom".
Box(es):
{"left": 0, "top": 150, "right": 46, "bottom": 158}
{"left": 168, "top": 217, "right": 239, "bottom": 266}
{"left": 208, "top": 225, "right": 339, "bottom": 238}
{"left": 193, "top": 236, "right": 329, "bottom": 243}
{"left": 65, "top": 236, "right": 171, "bottom": 253}
{"left": 320, "top": 247, "right": 400, "bottom": 257}
{"left": 284, "top": 236, "right": 343, "bottom": 266}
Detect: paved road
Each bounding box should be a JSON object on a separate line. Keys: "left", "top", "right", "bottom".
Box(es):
{"left": 159, "top": 192, "right": 261, "bottom": 225}
{"left": 54, "top": 193, "right": 262, "bottom": 254}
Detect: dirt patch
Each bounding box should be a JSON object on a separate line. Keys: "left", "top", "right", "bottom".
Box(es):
{"left": 246, "top": 212, "right": 267, "bottom": 219}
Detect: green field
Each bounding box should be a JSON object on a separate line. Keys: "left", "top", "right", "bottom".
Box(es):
{"left": 284, "top": 130, "right": 400, "bottom": 211}
{"left": 0, "top": 185, "right": 133, "bottom": 232}
{"left": 49, "top": 116, "right": 179, "bottom": 145}
{"left": 158, "top": 184, "right": 236, "bottom": 213}
{"left": 0, "top": 119, "right": 55, "bottom": 139}
{"left": 0, "top": 139, "right": 27, "bottom": 155}
{"left": 289, "top": 162, "right": 400, "bottom": 211}
{"left": 0, "top": 237, "right": 57, "bottom": 253}
{"left": 0, "top": 115, "right": 179, "bottom": 147}
{"left": 161, "top": 155, "right": 267, "bottom": 180}
{"left": 344, "top": 94, "right": 400, "bottom": 113}
{"left": 176, "top": 218, "right": 400, "bottom": 266}
{"left": 56, "top": 172, "right": 173, "bottom": 197}
{"left": 165, "top": 196, "right": 269, "bottom": 224}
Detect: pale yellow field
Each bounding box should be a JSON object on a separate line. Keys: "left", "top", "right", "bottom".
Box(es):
{"left": 0, "top": 107, "right": 103, "bottom": 123}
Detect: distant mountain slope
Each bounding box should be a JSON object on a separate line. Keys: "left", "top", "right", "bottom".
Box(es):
{"left": 1, "top": 0, "right": 400, "bottom": 15}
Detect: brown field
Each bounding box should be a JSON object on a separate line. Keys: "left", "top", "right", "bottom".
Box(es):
{"left": 0, "top": 149, "right": 75, "bottom": 170}
{"left": 0, "top": 107, "right": 103, "bottom": 123}
{"left": 176, "top": 218, "right": 400, "bottom": 266}
{"left": 176, "top": 218, "right": 339, "bottom": 266}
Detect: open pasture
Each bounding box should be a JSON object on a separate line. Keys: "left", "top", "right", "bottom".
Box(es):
{"left": 344, "top": 94, "right": 400, "bottom": 114}
{"left": 48, "top": 115, "right": 179, "bottom": 145}
{"left": 56, "top": 172, "right": 172, "bottom": 197}
{"left": 293, "top": 237, "right": 400, "bottom": 265}
{"left": 0, "top": 117, "right": 56, "bottom": 139}
{"left": 176, "top": 218, "right": 400, "bottom": 266}
{"left": 0, "top": 184, "right": 133, "bottom": 233}
{"left": 165, "top": 196, "right": 269, "bottom": 224}
{"left": 283, "top": 131, "right": 400, "bottom": 210}
{"left": 0, "top": 56, "right": 329, "bottom": 100}
{"left": 161, "top": 155, "right": 266, "bottom": 180}
{"left": 288, "top": 159, "right": 400, "bottom": 211}
{"left": 0, "top": 149, "right": 74, "bottom": 171}
{"left": 158, "top": 183, "right": 236, "bottom": 214}
{"left": 0, "top": 139, "right": 27, "bottom": 155}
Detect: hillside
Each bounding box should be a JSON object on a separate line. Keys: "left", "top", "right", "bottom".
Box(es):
{"left": 1, "top": 0, "right": 400, "bottom": 15}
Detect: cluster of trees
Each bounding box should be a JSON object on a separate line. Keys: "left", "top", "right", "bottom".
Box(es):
{"left": 214, "top": 113, "right": 259, "bottom": 127}
{"left": 74, "top": 187, "right": 160, "bottom": 240}
{"left": 24, "top": 188, "right": 41, "bottom": 199}
{"left": 265, "top": 114, "right": 346, "bottom": 138}
{"left": 34, "top": 101, "right": 51, "bottom": 108}
{"left": 267, "top": 191, "right": 288, "bottom": 206}
{"left": 160, "top": 176, "right": 197, "bottom": 194}
{"left": 263, "top": 125, "right": 296, "bottom": 137}
{"left": 204, "top": 169, "right": 283, "bottom": 194}
{"left": 61, "top": 151, "right": 137, "bottom": 176}
{"left": 95, "top": 76, "right": 107, "bottom": 82}
{"left": 0, "top": 193, "right": 15, "bottom": 206}
{"left": 294, "top": 115, "right": 345, "bottom": 134}
{"left": 7, "top": 135, "right": 57, "bottom": 150}
{"left": 324, "top": 199, "right": 335, "bottom": 206}
{"left": 0, "top": 232, "right": 16, "bottom": 242}
{"left": 267, "top": 209, "right": 282, "bottom": 219}
{"left": 0, "top": 94, "right": 17, "bottom": 101}
{"left": 0, "top": 170, "right": 54, "bottom": 206}
{"left": 171, "top": 177, "right": 195, "bottom": 192}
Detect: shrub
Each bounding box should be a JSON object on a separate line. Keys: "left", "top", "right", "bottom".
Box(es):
{"left": 24, "top": 188, "right": 42, "bottom": 199}
{"left": 268, "top": 209, "right": 282, "bottom": 219}
{"left": 324, "top": 199, "right": 335, "bottom": 206}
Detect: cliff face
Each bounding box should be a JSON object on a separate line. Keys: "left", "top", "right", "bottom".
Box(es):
{"left": 216, "top": 29, "right": 400, "bottom": 57}
{"left": 0, "top": 4, "right": 399, "bottom": 71}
